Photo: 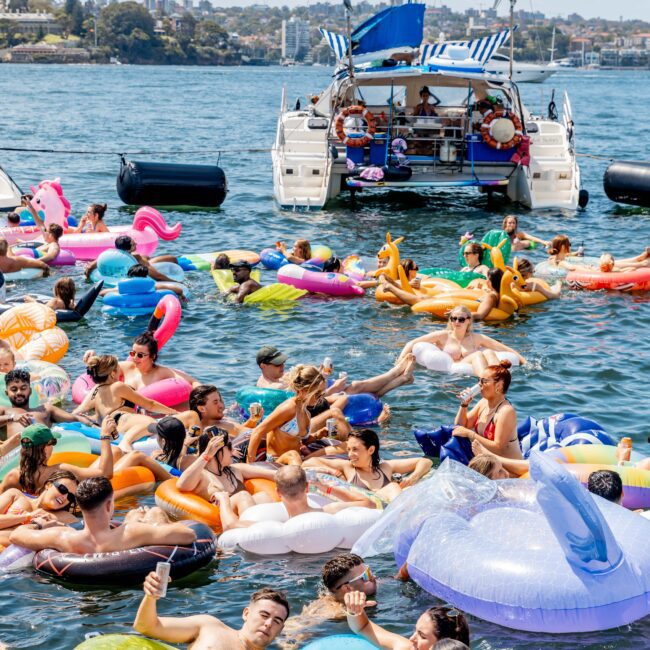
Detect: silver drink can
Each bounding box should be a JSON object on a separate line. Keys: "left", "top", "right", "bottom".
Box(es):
{"left": 249, "top": 402, "right": 263, "bottom": 418}
{"left": 326, "top": 418, "right": 337, "bottom": 435}
{"left": 156, "top": 561, "right": 171, "bottom": 598}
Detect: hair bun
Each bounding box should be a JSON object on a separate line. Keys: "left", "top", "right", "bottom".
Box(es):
{"left": 499, "top": 359, "right": 512, "bottom": 369}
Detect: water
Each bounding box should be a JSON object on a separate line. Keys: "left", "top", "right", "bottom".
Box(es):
{"left": 0, "top": 65, "right": 649, "bottom": 649}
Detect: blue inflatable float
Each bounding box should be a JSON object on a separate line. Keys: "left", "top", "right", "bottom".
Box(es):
{"left": 102, "top": 278, "right": 178, "bottom": 317}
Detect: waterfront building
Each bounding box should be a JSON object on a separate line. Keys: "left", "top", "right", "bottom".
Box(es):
{"left": 281, "top": 17, "right": 310, "bottom": 62}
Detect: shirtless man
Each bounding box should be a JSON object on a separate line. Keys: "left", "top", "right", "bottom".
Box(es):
{"left": 226, "top": 260, "right": 261, "bottom": 304}
{"left": 134, "top": 574, "right": 289, "bottom": 650}
{"left": 9, "top": 476, "right": 195, "bottom": 552}
{"left": 84, "top": 234, "right": 176, "bottom": 282}
{"left": 0, "top": 368, "right": 95, "bottom": 435}
{"left": 17, "top": 200, "right": 63, "bottom": 263}
{"left": 0, "top": 238, "right": 49, "bottom": 276}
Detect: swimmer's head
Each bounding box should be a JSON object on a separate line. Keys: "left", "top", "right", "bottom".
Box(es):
{"left": 7, "top": 212, "right": 20, "bottom": 225}
{"left": 115, "top": 235, "right": 136, "bottom": 252}
{"left": 0, "top": 348, "right": 16, "bottom": 373}
{"left": 76, "top": 476, "right": 114, "bottom": 514}
{"left": 599, "top": 253, "right": 615, "bottom": 273}
{"left": 548, "top": 235, "right": 571, "bottom": 256}
{"left": 515, "top": 257, "right": 534, "bottom": 279}
{"left": 46, "top": 223, "right": 63, "bottom": 242}
{"left": 212, "top": 253, "right": 230, "bottom": 270}
{"left": 588, "top": 469, "right": 623, "bottom": 504}
{"left": 322, "top": 552, "right": 377, "bottom": 601}
{"left": 127, "top": 264, "right": 149, "bottom": 278}
{"left": 469, "top": 454, "right": 508, "bottom": 480}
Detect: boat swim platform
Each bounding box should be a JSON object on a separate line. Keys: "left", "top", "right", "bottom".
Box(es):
{"left": 346, "top": 174, "right": 511, "bottom": 190}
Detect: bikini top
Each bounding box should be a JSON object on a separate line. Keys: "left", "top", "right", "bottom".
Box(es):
{"left": 92, "top": 384, "right": 136, "bottom": 412}
{"left": 475, "top": 399, "right": 510, "bottom": 441}
{"left": 350, "top": 464, "right": 391, "bottom": 490}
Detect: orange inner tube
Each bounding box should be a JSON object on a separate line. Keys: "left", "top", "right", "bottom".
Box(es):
{"left": 155, "top": 477, "right": 279, "bottom": 533}
{"left": 480, "top": 110, "right": 523, "bottom": 150}
{"left": 335, "top": 105, "right": 377, "bottom": 148}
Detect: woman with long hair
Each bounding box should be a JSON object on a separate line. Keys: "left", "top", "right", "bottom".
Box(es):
{"left": 73, "top": 203, "right": 109, "bottom": 233}
{"left": 73, "top": 354, "right": 178, "bottom": 451}
{"left": 277, "top": 239, "right": 312, "bottom": 264}
{"left": 303, "top": 429, "right": 432, "bottom": 503}
{"left": 460, "top": 242, "right": 489, "bottom": 275}
{"left": 397, "top": 305, "right": 525, "bottom": 375}
{"left": 0, "top": 469, "right": 79, "bottom": 546}
{"left": 452, "top": 359, "right": 521, "bottom": 459}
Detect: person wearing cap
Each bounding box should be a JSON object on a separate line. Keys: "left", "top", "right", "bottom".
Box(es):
{"left": 0, "top": 420, "right": 115, "bottom": 496}
{"left": 256, "top": 346, "right": 289, "bottom": 389}
{"left": 0, "top": 368, "right": 95, "bottom": 436}
{"left": 225, "top": 260, "right": 261, "bottom": 304}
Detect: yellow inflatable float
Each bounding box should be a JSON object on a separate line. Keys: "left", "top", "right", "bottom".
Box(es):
{"left": 0, "top": 303, "right": 69, "bottom": 363}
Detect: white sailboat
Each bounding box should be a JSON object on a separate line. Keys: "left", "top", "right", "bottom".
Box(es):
{"left": 0, "top": 167, "right": 22, "bottom": 211}
{"left": 485, "top": 53, "right": 556, "bottom": 83}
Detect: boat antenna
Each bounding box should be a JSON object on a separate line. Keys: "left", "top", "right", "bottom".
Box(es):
{"left": 493, "top": 0, "right": 516, "bottom": 80}
{"left": 344, "top": 0, "right": 355, "bottom": 80}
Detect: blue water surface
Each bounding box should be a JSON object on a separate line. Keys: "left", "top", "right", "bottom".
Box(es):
{"left": 0, "top": 64, "right": 648, "bottom": 649}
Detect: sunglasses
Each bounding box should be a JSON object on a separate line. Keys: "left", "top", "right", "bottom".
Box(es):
{"left": 52, "top": 481, "right": 76, "bottom": 505}
{"left": 205, "top": 427, "right": 230, "bottom": 445}
{"left": 129, "top": 351, "right": 150, "bottom": 359}
{"left": 449, "top": 316, "right": 468, "bottom": 323}
{"left": 335, "top": 565, "right": 374, "bottom": 590}
{"left": 463, "top": 251, "right": 477, "bottom": 256}
{"left": 478, "top": 378, "right": 495, "bottom": 386}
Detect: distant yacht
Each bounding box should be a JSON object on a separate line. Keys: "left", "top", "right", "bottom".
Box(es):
{"left": 485, "top": 53, "right": 556, "bottom": 83}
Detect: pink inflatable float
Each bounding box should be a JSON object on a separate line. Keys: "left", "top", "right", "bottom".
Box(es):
{"left": 59, "top": 206, "right": 182, "bottom": 261}
{"left": 13, "top": 247, "right": 76, "bottom": 266}
{"left": 72, "top": 294, "right": 188, "bottom": 407}
{"left": 277, "top": 264, "right": 364, "bottom": 297}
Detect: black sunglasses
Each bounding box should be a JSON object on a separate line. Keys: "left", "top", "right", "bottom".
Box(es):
{"left": 53, "top": 481, "right": 76, "bottom": 505}
{"left": 449, "top": 316, "right": 468, "bottom": 323}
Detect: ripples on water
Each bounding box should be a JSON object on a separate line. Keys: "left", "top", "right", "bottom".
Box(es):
{"left": 0, "top": 65, "right": 648, "bottom": 648}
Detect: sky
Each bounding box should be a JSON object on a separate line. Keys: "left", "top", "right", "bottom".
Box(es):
{"left": 210, "top": 0, "right": 650, "bottom": 23}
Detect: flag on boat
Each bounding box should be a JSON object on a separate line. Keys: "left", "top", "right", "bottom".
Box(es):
{"left": 320, "top": 2, "right": 425, "bottom": 63}
{"left": 419, "top": 27, "right": 516, "bottom": 65}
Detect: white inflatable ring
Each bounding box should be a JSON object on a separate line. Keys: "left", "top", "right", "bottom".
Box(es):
{"left": 413, "top": 342, "right": 520, "bottom": 375}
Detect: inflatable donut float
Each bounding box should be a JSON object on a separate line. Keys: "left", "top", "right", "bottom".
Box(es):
{"left": 155, "top": 477, "right": 279, "bottom": 533}
{"left": 75, "top": 635, "right": 176, "bottom": 650}
{"left": 33, "top": 520, "right": 214, "bottom": 585}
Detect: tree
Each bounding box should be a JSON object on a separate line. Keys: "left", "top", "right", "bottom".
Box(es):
{"left": 98, "top": 1, "right": 155, "bottom": 42}
{"left": 195, "top": 20, "right": 228, "bottom": 48}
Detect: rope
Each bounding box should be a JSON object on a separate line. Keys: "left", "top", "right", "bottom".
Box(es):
{"left": 0, "top": 146, "right": 272, "bottom": 156}
{"left": 575, "top": 153, "right": 615, "bottom": 161}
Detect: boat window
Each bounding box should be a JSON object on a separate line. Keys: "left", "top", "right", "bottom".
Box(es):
{"left": 357, "top": 85, "right": 407, "bottom": 107}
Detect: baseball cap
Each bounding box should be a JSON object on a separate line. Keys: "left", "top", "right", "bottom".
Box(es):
{"left": 21, "top": 423, "right": 61, "bottom": 447}
{"left": 230, "top": 260, "right": 253, "bottom": 270}
{"left": 256, "top": 345, "right": 288, "bottom": 366}
{"left": 147, "top": 416, "right": 186, "bottom": 439}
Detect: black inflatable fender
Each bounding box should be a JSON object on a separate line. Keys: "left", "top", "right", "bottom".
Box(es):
{"left": 33, "top": 520, "right": 215, "bottom": 585}
{"left": 603, "top": 160, "right": 650, "bottom": 207}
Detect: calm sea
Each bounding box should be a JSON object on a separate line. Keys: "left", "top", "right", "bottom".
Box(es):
{"left": 0, "top": 64, "right": 648, "bottom": 649}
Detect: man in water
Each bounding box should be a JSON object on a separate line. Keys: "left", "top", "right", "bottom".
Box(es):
{"left": 256, "top": 346, "right": 288, "bottom": 389}
{"left": 10, "top": 476, "right": 196, "bottom": 552}
{"left": 225, "top": 260, "right": 261, "bottom": 303}
{"left": 0, "top": 368, "right": 95, "bottom": 435}
{"left": 0, "top": 238, "right": 50, "bottom": 276}
{"left": 134, "top": 574, "right": 289, "bottom": 650}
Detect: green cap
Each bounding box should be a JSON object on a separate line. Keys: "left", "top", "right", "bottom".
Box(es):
{"left": 21, "top": 423, "right": 61, "bottom": 447}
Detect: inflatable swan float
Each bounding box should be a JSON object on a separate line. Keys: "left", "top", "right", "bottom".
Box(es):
{"left": 353, "top": 451, "right": 650, "bottom": 633}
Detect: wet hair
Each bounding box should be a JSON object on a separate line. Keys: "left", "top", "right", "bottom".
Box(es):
{"left": 86, "top": 354, "right": 119, "bottom": 383}
{"left": 212, "top": 254, "right": 230, "bottom": 270}
{"left": 275, "top": 465, "right": 307, "bottom": 499}
{"left": 0, "top": 239, "right": 8, "bottom": 255}
{"left": 5, "top": 368, "right": 30, "bottom": 387}
{"left": 76, "top": 477, "right": 113, "bottom": 512}
{"left": 249, "top": 587, "right": 290, "bottom": 620}
{"left": 464, "top": 242, "right": 483, "bottom": 257}
{"left": 189, "top": 384, "right": 220, "bottom": 414}
{"left": 323, "top": 257, "right": 341, "bottom": 273}
{"left": 7, "top": 212, "right": 20, "bottom": 225}
{"left": 484, "top": 359, "right": 513, "bottom": 393}
{"left": 515, "top": 257, "right": 534, "bottom": 278}
{"left": 294, "top": 239, "right": 312, "bottom": 261}
{"left": 401, "top": 258, "right": 418, "bottom": 276}
{"left": 47, "top": 223, "right": 63, "bottom": 240}
{"left": 197, "top": 427, "right": 232, "bottom": 474}
{"left": 89, "top": 203, "right": 107, "bottom": 220}
{"left": 487, "top": 268, "right": 503, "bottom": 294}
{"left": 285, "top": 365, "right": 325, "bottom": 396}
{"left": 468, "top": 454, "right": 501, "bottom": 479}
{"left": 157, "top": 423, "right": 186, "bottom": 471}
{"left": 423, "top": 606, "right": 470, "bottom": 646}
{"left": 502, "top": 215, "right": 518, "bottom": 231}
{"left": 599, "top": 253, "right": 615, "bottom": 272}
{"left": 548, "top": 235, "right": 571, "bottom": 256}
{"left": 44, "top": 469, "right": 79, "bottom": 513}
{"left": 54, "top": 277, "right": 76, "bottom": 309}
{"left": 133, "top": 331, "right": 159, "bottom": 363}
{"left": 127, "top": 264, "right": 149, "bottom": 278}
{"left": 19, "top": 440, "right": 49, "bottom": 495}
{"left": 587, "top": 469, "right": 623, "bottom": 503}
{"left": 114, "top": 235, "right": 135, "bottom": 251}
{"left": 347, "top": 429, "right": 381, "bottom": 469}
{"left": 446, "top": 306, "right": 473, "bottom": 332}
{"left": 322, "top": 553, "right": 365, "bottom": 592}
{"left": 433, "top": 640, "right": 470, "bottom": 650}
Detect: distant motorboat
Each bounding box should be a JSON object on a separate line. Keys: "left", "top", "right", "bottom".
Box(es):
{"left": 485, "top": 53, "right": 556, "bottom": 83}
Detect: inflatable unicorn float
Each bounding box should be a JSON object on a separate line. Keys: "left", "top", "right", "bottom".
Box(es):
{"left": 1, "top": 179, "right": 181, "bottom": 261}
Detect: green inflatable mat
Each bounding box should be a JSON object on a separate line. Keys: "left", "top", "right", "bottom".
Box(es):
{"left": 75, "top": 634, "right": 177, "bottom": 649}
{"left": 457, "top": 229, "right": 512, "bottom": 268}
{"left": 419, "top": 267, "right": 484, "bottom": 288}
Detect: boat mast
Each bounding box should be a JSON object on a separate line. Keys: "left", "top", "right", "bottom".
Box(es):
{"left": 549, "top": 24, "right": 556, "bottom": 64}
{"left": 344, "top": 0, "right": 355, "bottom": 81}
{"left": 494, "top": 0, "right": 516, "bottom": 80}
